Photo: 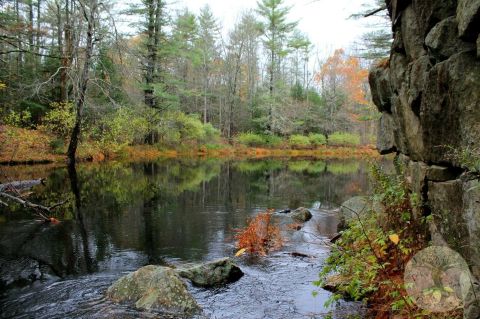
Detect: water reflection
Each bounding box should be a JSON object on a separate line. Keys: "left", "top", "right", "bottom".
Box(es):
{"left": 0, "top": 158, "right": 370, "bottom": 289}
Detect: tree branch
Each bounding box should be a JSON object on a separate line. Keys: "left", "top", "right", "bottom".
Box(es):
{"left": 363, "top": 5, "right": 387, "bottom": 18}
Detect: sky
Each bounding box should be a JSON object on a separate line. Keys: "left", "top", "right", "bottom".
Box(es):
{"left": 172, "top": 0, "right": 387, "bottom": 58}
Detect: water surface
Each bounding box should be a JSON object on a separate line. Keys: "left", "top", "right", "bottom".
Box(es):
{"left": 0, "top": 158, "right": 371, "bottom": 318}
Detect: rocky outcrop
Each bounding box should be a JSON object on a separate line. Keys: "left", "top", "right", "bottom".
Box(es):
{"left": 176, "top": 258, "right": 243, "bottom": 288}
{"left": 370, "top": 2, "right": 480, "bottom": 318}
{"left": 106, "top": 265, "right": 201, "bottom": 315}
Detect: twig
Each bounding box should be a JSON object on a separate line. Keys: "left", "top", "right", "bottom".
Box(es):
{"left": 363, "top": 6, "right": 387, "bottom": 18}
{"left": 340, "top": 203, "right": 382, "bottom": 262}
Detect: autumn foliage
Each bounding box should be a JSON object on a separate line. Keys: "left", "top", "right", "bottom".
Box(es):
{"left": 235, "top": 211, "right": 283, "bottom": 256}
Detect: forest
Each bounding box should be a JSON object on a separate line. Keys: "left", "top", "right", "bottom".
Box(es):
{"left": 4, "top": 0, "right": 478, "bottom": 318}
{"left": 0, "top": 0, "right": 388, "bottom": 163}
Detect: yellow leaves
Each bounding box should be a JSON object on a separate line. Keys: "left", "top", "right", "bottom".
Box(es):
{"left": 235, "top": 248, "right": 246, "bottom": 257}
{"left": 389, "top": 234, "right": 400, "bottom": 245}
{"left": 0, "top": 81, "right": 6, "bottom": 90}
{"left": 432, "top": 290, "right": 442, "bottom": 303}
{"left": 443, "top": 286, "right": 454, "bottom": 293}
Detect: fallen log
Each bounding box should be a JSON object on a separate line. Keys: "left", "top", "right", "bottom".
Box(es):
{"left": 0, "top": 179, "right": 45, "bottom": 192}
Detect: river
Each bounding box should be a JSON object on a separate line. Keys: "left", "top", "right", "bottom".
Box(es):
{"left": 0, "top": 158, "right": 373, "bottom": 318}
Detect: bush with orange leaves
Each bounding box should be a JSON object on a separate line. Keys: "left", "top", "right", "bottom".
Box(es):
{"left": 235, "top": 211, "right": 283, "bottom": 256}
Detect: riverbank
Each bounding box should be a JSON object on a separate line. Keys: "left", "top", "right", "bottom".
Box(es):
{"left": 0, "top": 126, "right": 380, "bottom": 165}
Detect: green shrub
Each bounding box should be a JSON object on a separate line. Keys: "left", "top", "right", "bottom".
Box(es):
{"left": 235, "top": 132, "right": 266, "bottom": 147}
{"left": 42, "top": 102, "right": 75, "bottom": 138}
{"left": 263, "top": 134, "right": 283, "bottom": 148}
{"left": 49, "top": 138, "right": 65, "bottom": 154}
{"left": 153, "top": 111, "right": 219, "bottom": 146}
{"left": 94, "top": 107, "right": 150, "bottom": 150}
{"left": 288, "top": 135, "right": 311, "bottom": 148}
{"left": 328, "top": 132, "right": 360, "bottom": 146}
{"left": 4, "top": 110, "right": 33, "bottom": 128}
{"left": 308, "top": 133, "right": 327, "bottom": 146}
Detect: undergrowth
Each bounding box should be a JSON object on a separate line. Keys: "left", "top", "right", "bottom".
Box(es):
{"left": 315, "top": 162, "right": 463, "bottom": 318}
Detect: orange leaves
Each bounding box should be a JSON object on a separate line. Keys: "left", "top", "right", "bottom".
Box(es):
{"left": 234, "top": 211, "right": 283, "bottom": 256}
{"left": 314, "top": 48, "right": 371, "bottom": 109}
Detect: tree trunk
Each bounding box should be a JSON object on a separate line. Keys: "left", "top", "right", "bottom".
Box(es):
{"left": 67, "top": 1, "right": 96, "bottom": 165}
{"left": 144, "top": 0, "right": 156, "bottom": 108}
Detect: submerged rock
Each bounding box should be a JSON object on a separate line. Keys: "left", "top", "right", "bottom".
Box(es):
{"left": 0, "top": 257, "right": 42, "bottom": 291}
{"left": 290, "top": 207, "right": 312, "bottom": 222}
{"left": 176, "top": 258, "right": 243, "bottom": 288}
{"left": 339, "top": 196, "right": 369, "bottom": 226}
{"left": 106, "top": 265, "right": 201, "bottom": 315}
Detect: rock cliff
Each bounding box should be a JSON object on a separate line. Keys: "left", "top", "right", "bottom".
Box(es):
{"left": 369, "top": 1, "right": 480, "bottom": 316}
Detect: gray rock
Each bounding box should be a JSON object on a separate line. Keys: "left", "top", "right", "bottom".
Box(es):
{"left": 106, "top": 265, "right": 201, "bottom": 315}
{"left": 377, "top": 113, "right": 396, "bottom": 154}
{"left": 392, "top": 87, "right": 425, "bottom": 161}
{"left": 425, "top": 17, "right": 475, "bottom": 60}
{"left": 0, "top": 257, "right": 42, "bottom": 291}
{"left": 426, "top": 165, "right": 458, "bottom": 182}
{"left": 412, "top": 0, "right": 458, "bottom": 37}
{"left": 369, "top": 64, "right": 392, "bottom": 113}
{"left": 339, "top": 196, "right": 369, "bottom": 228}
{"left": 401, "top": 5, "right": 427, "bottom": 60}
{"left": 407, "top": 56, "right": 433, "bottom": 115}
{"left": 464, "top": 281, "right": 480, "bottom": 319}
{"left": 477, "top": 34, "right": 480, "bottom": 57}
{"left": 456, "top": 0, "right": 480, "bottom": 41}
{"left": 290, "top": 207, "right": 312, "bottom": 222}
{"left": 176, "top": 258, "right": 243, "bottom": 288}
{"left": 420, "top": 52, "right": 480, "bottom": 163}
{"left": 389, "top": 53, "right": 409, "bottom": 93}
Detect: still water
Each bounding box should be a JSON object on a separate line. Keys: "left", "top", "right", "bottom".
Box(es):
{"left": 0, "top": 158, "right": 372, "bottom": 318}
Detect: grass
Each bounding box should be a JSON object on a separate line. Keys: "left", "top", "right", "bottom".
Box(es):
{"left": 328, "top": 132, "right": 361, "bottom": 147}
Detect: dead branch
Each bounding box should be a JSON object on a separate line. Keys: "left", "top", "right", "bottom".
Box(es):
{"left": 363, "top": 5, "right": 387, "bottom": 18}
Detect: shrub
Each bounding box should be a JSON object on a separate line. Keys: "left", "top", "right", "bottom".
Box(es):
{"left": 235, "top": 132, "right": 266, "bottom": 147}
{"left": 235, "top": 211, "right": 283, "bottom": 256}
{"left": 308, "top": 133, "right": 327, "bottom": 146}
{"left": 49, "top": 138, "right": 65, "bottom": 154}
{"left": 288, "top": 134, "right": 311, "bottom": 148}
{"left": 3, "top": 110, "right": 33, "bottom": 128}
{"left": 42, "top": 102, "right": 75, "bottom": 138}
{"left": 263, "top": 134, "right": 283, "bottom": 148}
{"left": 314, "top": 165, "right": 432, "bottom": 317}
{"left": 328, "top": 132, "right": 360, "bottom": 146}
{"left": 154, "top": 111, "right": 219, "bottom": 146}
{"left": 94, "top": 107, "right": 150, "bottom": 151}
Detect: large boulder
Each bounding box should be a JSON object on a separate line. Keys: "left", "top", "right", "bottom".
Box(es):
{"left": 412, "top": 0, "right": 458, "bottom": 37}
{"left": 376, "top": 113, "right": 397, "bottom": 154}
{"left": 338, "top": 196, "right": 370, "bottom": 230}
{"left": 401, "top": 5, "right": 427, "bottom": 60}
{"left": 290, "top": 207, "right": 312, "bottom": 222}
{"left": 392, "top": 88, "right": 425, "bottom": 160}
{"left": 176, "top": 258, "right": 243, "bottom": 288}
{"left": 420, "top": 52, "right": 480, "bottom": 163}
{"left": 369, "top": 64, "right": 393, "bottom": 113}
{"left": 425, "top": 17, "right": 475, "bottom": 61}
{"left": 407, "top": 56, "right": 433, "bottom": 116}
{"left": 106, "top": 265, "right": 201, "bottom": 315}
{"left": 456, "top": 0, "right": 480, "bottom": 41}
{"left": 0, "top": 257, "right": 42, "bottom": 291}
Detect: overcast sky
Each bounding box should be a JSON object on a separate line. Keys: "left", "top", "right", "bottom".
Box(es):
{"left": 171, "top": 0, "right": 386, "bottom": 58}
